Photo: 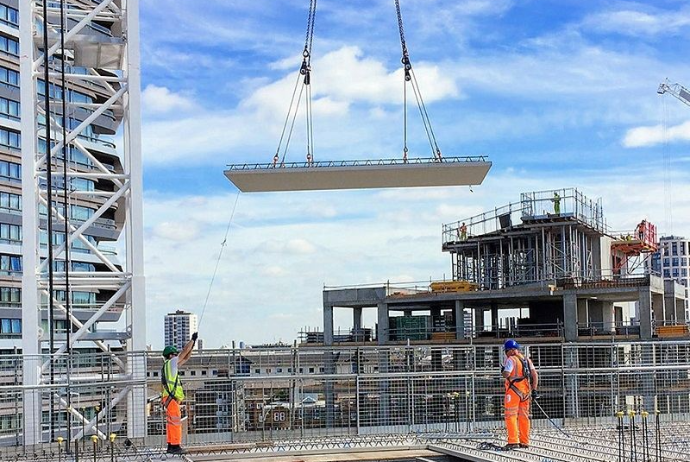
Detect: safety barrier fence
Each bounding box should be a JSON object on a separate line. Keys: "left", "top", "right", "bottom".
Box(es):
{"left": 0, "top": 341, "right": 688, "bottom": 456}
{"left": 143, "top": 341, "right": 690, "bottom": 446}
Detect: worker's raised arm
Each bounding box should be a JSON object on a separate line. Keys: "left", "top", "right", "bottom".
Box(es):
{"left": 178, "top": 332, "right": 198, "bottom": 366}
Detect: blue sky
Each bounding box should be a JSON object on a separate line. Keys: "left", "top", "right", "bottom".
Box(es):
{"left": 137, "top": 0, "right": 690, "bottom": 348}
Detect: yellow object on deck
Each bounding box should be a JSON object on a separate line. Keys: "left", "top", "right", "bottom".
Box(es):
{"left": 657, "top": 325, "right": 690, "bottom": 338}
{"left": 430, "top": 280, "right": 478, "bottom": 292}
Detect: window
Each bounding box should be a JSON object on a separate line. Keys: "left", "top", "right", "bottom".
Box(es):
{"left": 664, "top": 269, "right": 671, "bottom": 278}
{"left": 0, "top": 97, "right": 19, "bottom": 121}
{"left": 0, "top": 318, "right": 19, "bottom": 334}
{"left": 0, "top": 66, "right": 18, "bottom": 88}
{"left": 0, "top": 254, "right": 21, "bottom": 275}
{"left": 673, "top": 258, "right": 679, "bottom": 267}
{"left": 71, "top": 205, "right": 94, "bottom": 221}
{"left": 0, "top": 130, "right": 21, "bottom": 151}
{"left": 0, "top": 223, "right": 21, "bottom": 244}
{"left": 673, "top": 268, "right": 679, "bottom": 278}
{"left": 0, "top": 287, "right": 20, "bottom": 306}
{"left": 0, "top": 35, "right": 19, "bottom": 56}
{"left": 664, "top": 258, "right": 670, "bottom": 267}
{"left": 254, "top": 369, "right": 260, "bottom": 374}
{"left": 0, "top": 5, "right": 19, "bottom": 28}
{"left": 682, "top": 258, "right": 688, "bottom": 267}
{"left": 308, "top": 367, "right": 315, "bottom": 373}
{"left": 672, "top": 243, "right": 678, "bottom": 256}
{"left": 0, "top": 192, "right": 21, "bottom": 212}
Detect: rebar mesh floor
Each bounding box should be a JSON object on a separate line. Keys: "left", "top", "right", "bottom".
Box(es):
{"left": 4, "top": 424, "right": 688, "bottom": 461}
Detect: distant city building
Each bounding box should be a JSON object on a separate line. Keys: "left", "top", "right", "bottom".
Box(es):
{"left": 164, "top": 310, "right": 198, "bottom": 350}
{"left": 651, "top": 236, "right": 690, "bottom": 319}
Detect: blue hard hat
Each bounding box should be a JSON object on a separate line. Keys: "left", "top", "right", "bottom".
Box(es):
{"left": 504, "top": 339, "right": 520, "bottom": 351}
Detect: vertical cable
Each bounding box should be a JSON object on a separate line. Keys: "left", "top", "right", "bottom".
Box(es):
{"left": 59, "top": 0, "right": 73, "bottom": 448}
{"left": 41, "top": 0, "right": 57, "bottom": 442}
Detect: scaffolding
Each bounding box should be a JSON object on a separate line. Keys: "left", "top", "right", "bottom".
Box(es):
{"left": 19, "top": 0, "right": 146, "bottom": 445}
{"left": 442, "top": 189, "right": 612, "bottom": 290}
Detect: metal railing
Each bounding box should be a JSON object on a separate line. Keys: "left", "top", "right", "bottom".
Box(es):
{"left": 226, "top": 156, "right": 489, "bottom": 171}
{"left": 1, "top": 342, "right": 690, "bottom": 456}
{"left": 443, "top": 188, "right": 608, "bottom": 246}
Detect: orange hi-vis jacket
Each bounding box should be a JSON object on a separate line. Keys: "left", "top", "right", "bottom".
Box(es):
{"left": 505, "top": 353, "right": 531, "bottom": 400}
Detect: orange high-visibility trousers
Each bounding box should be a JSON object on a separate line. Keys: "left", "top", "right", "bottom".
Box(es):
{"left": 166, "top": 399, "right": 182, "bottom": 445}
{"left": 504, "top": 389, "right": 531, "bottom": 445}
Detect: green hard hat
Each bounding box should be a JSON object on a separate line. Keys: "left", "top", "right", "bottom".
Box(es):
{"left": 162, "top": 345, "right": 179, "bottom": 358}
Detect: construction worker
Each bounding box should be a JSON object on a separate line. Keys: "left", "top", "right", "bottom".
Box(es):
{"left": 636, "top": 220, "right": 646, "bottom": 241}
{"left": 162, "top": 332, "right": 198, "bottom": 454}
{"left": 460, "top": 222, "right": 467, "bottom": 241}
{"left": 501, "top": 339, "right": 538, "bottom": 449}
{"left": 552, "top": 192, "right": 561, "bottom": 215}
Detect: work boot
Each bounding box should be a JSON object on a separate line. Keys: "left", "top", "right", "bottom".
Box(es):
{"left": 519, "top": 443, "right": 530, "bottom": 448}
{"left": 167, "top": 443, "right": 173, "bottom": 452}
{"left": 167, "top": 444, "right": 187, "bottom": 454}
{"left": 503, "top": 443, "right": 520, "bottom": 450}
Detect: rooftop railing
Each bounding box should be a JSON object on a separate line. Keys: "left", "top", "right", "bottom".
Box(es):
{"left": 443, "top": 188, "right": 608, "bottom": 246}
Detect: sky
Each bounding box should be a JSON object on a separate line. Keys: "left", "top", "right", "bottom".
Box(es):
{"left": 137, "top": 0, "right": 690, "bottom": 349}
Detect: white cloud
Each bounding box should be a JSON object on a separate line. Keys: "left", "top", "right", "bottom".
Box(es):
{"left": 142, "top": 45, "right": 458, "bottom": 165}
{"left": 623, "top": 120, "right": 690, "bottom": 148}
{"left": 582, "top": 7, "right": 690, "bottom": 37}
{"left": 152, "top": 221, "right": 200, "bottom": 241}
{"left": 141, "top": 84, "right": 196, "bottom": 115}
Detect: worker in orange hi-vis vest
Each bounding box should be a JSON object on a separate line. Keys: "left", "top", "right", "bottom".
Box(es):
{"left": 501, "top": 339, "right": 539, "bottom": 450}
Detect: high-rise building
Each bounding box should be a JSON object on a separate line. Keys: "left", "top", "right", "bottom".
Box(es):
{"left": 652, "top": 236, "right": 690, "bottom": 319}
{"left": 164, "top": 310, "right": 198, "bottom": 350}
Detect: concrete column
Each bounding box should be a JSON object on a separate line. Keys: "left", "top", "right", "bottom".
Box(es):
{"left": 602, "top": 301, "right": 615, "bottom": 333}
{"left": 323, "top": 304, "right": 334, "bottom": 346}
{"left": 676, "top": 299, "right": 687, "bottom": 323}
{"left": 353, "top": 307, "right": 362, "bottom": 330}
{"left": 638, "top": 288, "right": 653, "bottom": 340}
{"left": 563, "top": 294, "right": 578, "bottom": 341}
{"left": 577, "top": 299, "right": 588, "bottom": 330}
{"left": 377, "top": 303, "right": 389, "bottom": 345}
{"left": 353, "top": 307, "right": 362, "bottom": 341}
{"left": 474, "top": 308, "right": 484, "bottom": 334}
{"left": 454, "top": 300, "right": 465, "bottom": 340}
{"left": 664, "top": 293, "right": 676, "bottom": 323}
{"left": 653, "top": 293, "right": 666, "bottom": 325}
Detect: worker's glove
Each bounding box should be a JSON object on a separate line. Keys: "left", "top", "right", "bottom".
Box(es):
{"left": 192, "top": 332, "right": 198, "bottom": 342}
{"left": 500, "top": 365, "right": 505, "bottom": 373}
{"left": 531, "top": 390, "right": 540, "bottom": 400}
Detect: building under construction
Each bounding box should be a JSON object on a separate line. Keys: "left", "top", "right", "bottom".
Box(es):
{"left": 321, "top": 188, "right": 687, "bottom": 346}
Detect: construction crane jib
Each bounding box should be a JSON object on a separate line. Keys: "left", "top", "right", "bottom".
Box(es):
{"left": 657, "top": 78, "right": 690, "bottom": 107}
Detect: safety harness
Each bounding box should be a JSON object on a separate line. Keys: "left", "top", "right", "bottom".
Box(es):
{"left": 506, "top": 353, "right": 533, "bottom": 402}
{"left": 161, "top": 360, "right": 181, "bottom": 409}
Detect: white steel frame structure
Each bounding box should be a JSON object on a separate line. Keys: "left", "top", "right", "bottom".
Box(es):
{"left": 19, "top": 0, "right": 145, "bottom": 445}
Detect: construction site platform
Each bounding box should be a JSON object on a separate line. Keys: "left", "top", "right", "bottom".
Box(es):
{"left": 224, "top": 157, "right": 491, "bottom": 192}
{"left": 62, "top": 423, "right": 689, "bottom": 462}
